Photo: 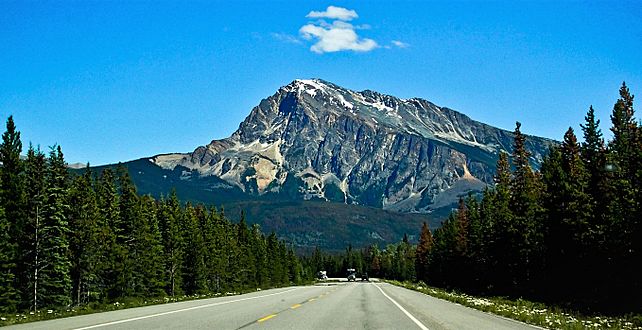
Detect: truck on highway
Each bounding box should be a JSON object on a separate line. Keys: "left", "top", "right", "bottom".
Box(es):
{"left": 347, "top": 268, "right": 356, "bottom": 281}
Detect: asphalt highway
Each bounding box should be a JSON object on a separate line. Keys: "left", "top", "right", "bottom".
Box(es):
{"left": 6, "top": 282, "right": 541, "bottom": 330}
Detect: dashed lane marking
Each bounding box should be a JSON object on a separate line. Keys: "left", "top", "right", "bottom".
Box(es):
{"left": 257, "top": 314, "right": 277, "bottom": 323}
{"left": 236, "top": 289, "right": 333, "bottom": 329}
{"left": 73, "top": 288, "right": 300, "bottom": 330}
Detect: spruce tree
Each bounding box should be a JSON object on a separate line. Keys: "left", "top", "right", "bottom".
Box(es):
{"left": 201, "top": 207, "right": 224, "bottom": 292}
{"left": 508, "top": 122, "right": 543, "bottom": 294}
{"left": 180, "top": 203, "right": 207, "bottom": 294}
{"left": 0, "top": 193, "right": 16, "bottom": 312}
{"left": 95, "top": 168, "right": 120, "bottom": 301}
{"left": 486, "top": 151, "right": 514, "bottom": 294}
{"left": 40, "top": 146, "right": 72, "bottom": 308}
{"left": 250, "top": 223, "right": 269, "bottom": 288}
{"left": 23, "top": 145, "right": 47, "bottom": 310}
{"left": 136, "top": 195, "right": 165, "bottom": 296}
{"left": 581, "top": 106, "right": 608, "bottom": 196}
{"left": 158, "top": 191, "right": 183, "bottom": 296}
{"left": 608, "top": 82, "right": 639, "bottom": 304}
{"left": 115, "top": 167, "right": 138, "bottom": 297}
{"left": 415, "top": 222, "right": 433, "bottom": 282}
{"left": 0, "top": 116, "right": 25, "bottom": 311}
{"left": 68, "top": 167, "right": 102, "bottom": 306}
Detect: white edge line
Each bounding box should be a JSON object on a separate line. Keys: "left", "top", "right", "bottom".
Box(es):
{"left": 73, "top": 288, "right": 300, "bottom": 330}
{"left": 375, "top": 283, "right": 429, "bottom": 330}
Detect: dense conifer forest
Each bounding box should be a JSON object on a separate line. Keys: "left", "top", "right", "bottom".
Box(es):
{"left": 0, "top": 119, "right": 306, "bottom": 313}
{"left": 311, "top": 83, "right": 642, "bottom": 313}
{"left": 1, "top": 83, "right": 640, "bottom": 317}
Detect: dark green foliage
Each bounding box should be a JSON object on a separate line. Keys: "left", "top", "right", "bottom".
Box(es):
{"left": 0, "top": 117, "right": 306, "bottom": 314}
{"left": 180, "top": 204, "right": 207, "bottom": 294}
{"left": 158, "top": 191, "right": 183, "bottom": 296}
{"left": 95, "top": 168, "right": 120, "bottom": 301}
{"left": 0, "top": 116, "right": 25, "bottom": 312}
{"left": 136, "top": 196, "right": 165, "bottom": 297}
{"left": 68, "top": 167, "right": 100, "bottom": 307}
{"left": 0, "top": 199, "right": 16, "bottom": 312}
{"left": 24, "top": 146, "right": 49, "bottom": 310}
{"left": 401, "top": 83, "right": 642, "bottom": 312}
{"left": 39, "top": 146, "right": 72, "bottom": 308}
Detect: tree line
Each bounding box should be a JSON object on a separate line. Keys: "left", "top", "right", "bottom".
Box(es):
{"left": 0, "top": 117, "right": 305, "bottom": 313}
{"left": 414, "top": 83, "right": 641, "bottom": 312}
{"left": 303, "top": 237, "right": 416, "bottom": 281}
{"left": 310, "top": 83, "right": 641, "bottom": 313}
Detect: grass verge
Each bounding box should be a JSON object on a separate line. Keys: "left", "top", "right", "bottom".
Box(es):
{"left": 387, "top": 280, "right": 642, "bottom": 330}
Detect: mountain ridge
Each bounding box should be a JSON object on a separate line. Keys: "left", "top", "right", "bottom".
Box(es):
{"left": 149, "top": 78, "right": 555, "bottom": 213}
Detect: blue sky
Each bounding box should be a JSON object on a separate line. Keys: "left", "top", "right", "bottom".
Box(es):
{"left": 1, "top": 1, "right": 641, "bottom": 165}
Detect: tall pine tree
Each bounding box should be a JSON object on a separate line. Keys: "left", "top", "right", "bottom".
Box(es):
{"left": 40, "top": 146, "right": 71, "bottom": 308}
{"left": 23, "top": 145, "right": 47, "bottom": 310}
{"left": 0, "top": 116, "right": 25, "bottom": 311}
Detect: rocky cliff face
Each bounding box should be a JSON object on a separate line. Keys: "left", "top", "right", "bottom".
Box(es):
{"left": 151, "top": 79, "right": 555, "bottom": 213}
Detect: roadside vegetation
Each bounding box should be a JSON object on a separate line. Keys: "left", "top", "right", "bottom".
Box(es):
{"left": 388, "top": 280, "right": 642, "bottom": 330}
{"left": 0, "top": 116, "right": 312, "bottom": 325}
{"left": 1, "top": 83, "right": 640, "bottom": 328}
{"left": 313, "top": 83, "right": 642, "bottom": 328}
{"left": 410, "top": 83, "right": 642, "bottom": 314}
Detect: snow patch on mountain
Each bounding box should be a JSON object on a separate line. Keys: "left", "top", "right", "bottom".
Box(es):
{"left": 149, "top": 78, "right": 555, "bottom": 213}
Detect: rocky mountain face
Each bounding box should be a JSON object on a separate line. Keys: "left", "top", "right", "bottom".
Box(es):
{"left": 150, "top": 79, "right": 555, "bottom": 213}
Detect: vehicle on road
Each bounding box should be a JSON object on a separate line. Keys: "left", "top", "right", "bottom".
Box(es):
{"left": 317, "top": 270, "right": 328, "bottom": 280}
{"left": 361, "top": 272, "right": 369, "bottom": 281}
{"left": 347, "top": 268, "right": 356, "bottom": 281}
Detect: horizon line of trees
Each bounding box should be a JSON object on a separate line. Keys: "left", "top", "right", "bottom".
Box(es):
{"left": 0, "top": 116, "right": 306, "bottom": 313}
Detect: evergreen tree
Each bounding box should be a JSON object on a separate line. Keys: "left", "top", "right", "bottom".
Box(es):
{"left": 580, "top": 106, "right": 608, "bottom": 200}
{"left": 95, "top": 168, "right": 120, "bottom": 301}
{"left": 486, "top": 151, "right": 514, "bottom": 293}
{"left": 135, "top": 195, "right": 165, "bottom": 296}
{"left": 68, "top": 166, "right": 101, "bottom": 306}
{"left": 180, "top": 203, "right": 207, "bottom": 294}
{"left": 23, "top": 146, "right": 48, "bottom": 310}
{"left": 250, "top": 223, "right": 269, "bottom": 288}
{"left": 115, "top": 167, "right": 138, "bottom": 297}
{"left": 0, "top": 116, "right": 25, "bottom": 311}
{"left": 39, "top": 146, "right": 72, "bottom": 308}
{"left": 608, "top": 83, "right": 639, "bottom": 304}
{"left": 415, "top": 222, "right": 433, "bottom": 282}
{"left": 0, "top": 193, "right": 15, "bottom": 312}
{"left": 158, "top": 191, "right": 183, "bottom": 296}
{"left": 508, "top": 122, "right": 543, "bottom": 294}
{"left": 233, "top": 212, "right": 257, "bottom": 289}
{"left": 201, "top": 207, "right": 225, "bottom": 292}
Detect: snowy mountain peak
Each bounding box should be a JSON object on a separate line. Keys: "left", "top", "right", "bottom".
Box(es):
{"left": 151, "top": 79, "right": 555, "bottom": 213}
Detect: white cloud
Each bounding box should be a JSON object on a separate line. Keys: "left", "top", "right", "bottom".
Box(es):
{"left": 306, "top": 6, "right": 358, "bottom": 21}
{"left": 299, "top": 7, "right": 377, "bottom": 54}
{"left": 392, "top": 40, "right": 410, "bottom": 48}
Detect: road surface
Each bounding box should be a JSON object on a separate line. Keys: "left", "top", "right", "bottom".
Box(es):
{"left": 6, "top": 282, "right": 541, "bottom": 330}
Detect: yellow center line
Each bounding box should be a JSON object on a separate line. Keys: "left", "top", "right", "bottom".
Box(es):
{"left": 290, "top": 304, "right": 302, "bottom": 309}
{"left": 308, "top": 298, "right": 316, "bottom": 302}
{"left": 257, "top": 314, "right": 277, "bottom": 323}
